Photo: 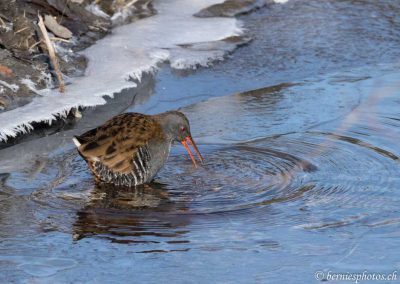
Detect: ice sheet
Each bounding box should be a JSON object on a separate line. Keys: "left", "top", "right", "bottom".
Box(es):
{"left": 0, "top": 0, "right": 243, "bottom": 141}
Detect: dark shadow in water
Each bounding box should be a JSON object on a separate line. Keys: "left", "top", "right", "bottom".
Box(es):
{"left": 73, "top": 182, "right": 192, "bottom": 245}
{"left": 0, "top": 173, "right": 13, "bottom": 201}
{"left": 237, "top": 83, "right": 297, "bottom": 99}
{"left": 309, "top": 131, "right": 400, "bottom": 161}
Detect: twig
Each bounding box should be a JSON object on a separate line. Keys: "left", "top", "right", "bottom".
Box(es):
{"left": 14, "top": 26, "right": 29, "bottom": 34}
{"left": 37, "top": 14, "right": 65, "bottom": 93}
{"left": 124, "top": 0, "right": 139, "bottom": 9}
{"left": 0, "top": 12, "right": 11, "bottom": 22}
{"left": 0, "top": 17, "right": 6, "bottom": 29}
{"left": 88, "top": 25, "right": 108, "bottom": 32}
{"left": 50, "top": 37, "right": 70, "bottom": 43}
{"left": 28, "top": 39, "right": 43, "bottom": 51}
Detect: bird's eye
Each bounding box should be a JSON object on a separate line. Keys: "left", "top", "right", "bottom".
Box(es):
{"left": 179, "top": 126, "right": 186, "bottom": 132}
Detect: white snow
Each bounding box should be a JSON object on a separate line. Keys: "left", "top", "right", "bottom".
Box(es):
{"left": 85, "top": 3, "right": 110, "bottom": 19}
{"left": 20, "top": 78, "right": 40, "bottom": 95}
{"left": 0, "top": 0, "right": 243, "bottom": 141}
{"left": 0, "top": 80, "right": 19, "bottom": 92}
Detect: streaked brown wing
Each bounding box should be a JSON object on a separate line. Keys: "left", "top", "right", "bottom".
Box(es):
{"left": 76, "top": 113, "right": 164, "bottom": 176}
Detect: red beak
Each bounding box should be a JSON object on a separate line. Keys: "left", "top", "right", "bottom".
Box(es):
{"left": 181, "top": 136, "right": 204, "bottom": 167}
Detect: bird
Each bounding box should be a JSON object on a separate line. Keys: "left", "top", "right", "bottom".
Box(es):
{"left": 72, "top": 111, "right": 203, "bottom": 187}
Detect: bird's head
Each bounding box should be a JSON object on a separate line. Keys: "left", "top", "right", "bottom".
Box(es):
{"left": 158, "top": 111, "right": 204, "bottom": 167}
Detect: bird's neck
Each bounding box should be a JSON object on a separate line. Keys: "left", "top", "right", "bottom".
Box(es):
{"left": 154, "top": 113, "right": 176, "bottom": 142}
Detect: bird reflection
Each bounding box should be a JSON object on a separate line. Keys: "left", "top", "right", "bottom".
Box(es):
{"left": 73, "top": 182, "right": 191, "bottom": 245}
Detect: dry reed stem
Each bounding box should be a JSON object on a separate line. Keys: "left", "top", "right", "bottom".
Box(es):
{"left": 28, "top": 39, "right": 43, "bottom": 51}
{"left": 14, "top": 26, "right": 29, "bottom": 34}
{"left": 50, "top": 37, "right": 70, "bottom": 43}
{"left": 0, "top": 17, "right": 6, "bottom": 28}
{"left": 124, "top": 0, "right": 139, "bottom": 9}
{"left": 37, "top": 14, "right": 65, "bottom": 93}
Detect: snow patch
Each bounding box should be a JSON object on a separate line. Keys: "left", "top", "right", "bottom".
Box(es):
{"left": 85, "top": 3, "right": 110, "bottom": 19}
{"left": 20, "top": 78, "right": 40, "bottom": 95}
{"left": 111, "top": 9, "right": 133, "bottom": 25}
{"left": 39, "top": 71, "right": 54, "bottom": 89}
{"left": 0, "top": 80, "right": 19, "bottom": 92}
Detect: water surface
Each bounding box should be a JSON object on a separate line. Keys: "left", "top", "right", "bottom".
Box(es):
{"left": 1, "top": 0, "right": 400, "bottom": 283}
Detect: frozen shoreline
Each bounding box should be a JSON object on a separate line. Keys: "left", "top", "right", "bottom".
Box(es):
{"left": 0, "top": 0, "right": 246, "bottom": 142}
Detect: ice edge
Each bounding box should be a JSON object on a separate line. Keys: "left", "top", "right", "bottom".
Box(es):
{"left": 0, "top": 0, "right": 244, "bottom": 142}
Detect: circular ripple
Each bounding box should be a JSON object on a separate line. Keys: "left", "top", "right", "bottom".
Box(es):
{"left": 6, "top": 130, "right": 399, "bottom": 243}
{"left": 263, "top": 132, "right": 400, "bottom": 213}
{"left": 13, "top": 131, "right": 400, "bottom": 218}
{"left": 157, "top": 144, "right": 316, "bottom": 214}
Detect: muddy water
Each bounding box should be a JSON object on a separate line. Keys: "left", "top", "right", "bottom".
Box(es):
{"left": 1, "top": 0, "right": 400, "bottom": 283}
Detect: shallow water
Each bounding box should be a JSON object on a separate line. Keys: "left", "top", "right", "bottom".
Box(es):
{"left": 1, "top": 0, "right": 400, "bottom": 283}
